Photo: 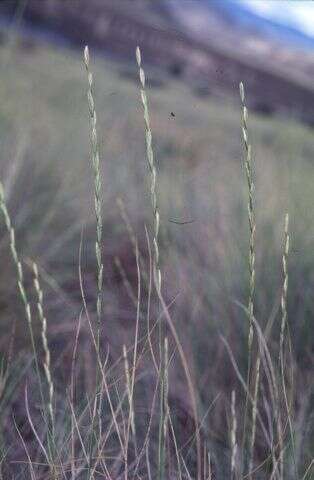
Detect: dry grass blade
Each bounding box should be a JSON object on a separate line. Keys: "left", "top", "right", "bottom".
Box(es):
{"left": 24, "top": 385, "right": 50, "bottom": 467}
{"left": 123, "top": 345, "right": 135, "bottom": 438}
{"left": 301, "top": 459, "right": 314, "bottom": 480}
{"left": 157, "top": 290, "right": 202, "bottom": 480}
{"left": 124, "top": 242, "right": 141, "bottom": 479}
{"left": 13, "top": 415, "right": 37, "bottom": 480}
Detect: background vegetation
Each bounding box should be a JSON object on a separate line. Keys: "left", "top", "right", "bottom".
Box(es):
{"left": 0, "top": 34, "right": 313, "bottom": 479}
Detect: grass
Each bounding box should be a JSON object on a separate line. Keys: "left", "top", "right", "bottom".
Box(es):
{"left": 0, "top": 33, "right": 313, "bottom": 478}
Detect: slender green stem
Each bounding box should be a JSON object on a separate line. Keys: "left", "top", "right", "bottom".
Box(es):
{"left": 84, "top": 45, "right": 104, "bottom": 476}
{"left": 136, "top": 46, "right": 166, "bottom": 480}
{"left": 239, "top": 82, "right": 257, "bottom": 476}
{"left": 84, "top": 45, "right": 104, "bottom": 355}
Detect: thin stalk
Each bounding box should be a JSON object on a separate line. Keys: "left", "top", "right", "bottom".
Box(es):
{"left": 279, "top": 214, "right": 296, "bottom": 479}
{"left": 239, "top": 82, "right": 257, "bottom": 475}
{"left": 136, "top": 46, "right": 166, "bottom": 480}
{"left": 83, "top": 45, "right": 103, "bottom": 355}
{"left": 83, "top": 45, "right": 104, "bottom": 476}
{"left": 135, "top": 46, "right": 161, "bottom": 295}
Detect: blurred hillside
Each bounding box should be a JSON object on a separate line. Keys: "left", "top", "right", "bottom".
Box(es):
{"left": 1, "top": 0, "right": 314, "bottom": 124}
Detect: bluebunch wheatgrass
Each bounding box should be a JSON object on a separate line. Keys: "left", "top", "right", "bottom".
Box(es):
{"left": 0, "top": 181, "right": 58, "bottom": 477}
{"left": 136, "top": 45, "right": 167, "bottom": 480}
{"left": 84, "top": 45, "right": 103, "bottom": 350}
{"left": 280, "top": 213, "right": 289, "bottom": 366}
{"left": 135, "top": 46, "right": 161, "bottom": 295}
{"left": 32, "top": 261, "right": 58, "bottom": 479}
{"left": 168, "top": 412, "right": 182, "bottom": 480}
{"left": 115, "top": 256, "right": 138, "bottom": 307}
{"left": 239, "top": 82, "right": 259, "bottom": 476}
{"left": 279, "top": 213, "right": 291, "bottom": 480}
{"left": 84, "top": 45, "right": 104, "bottom": 476}
{"left": 2, "top": 40, "right": 311, "bottom": 479}
{"left": 116, "top": 197, "right": 148, "bottom": 284}
{"left": 239, "top": 82, "right": 255, "bottom": 350}
{"left": 0, "top": 182, "right": 32, "bottom": 331}
{"left": 0, "top": 182, "right": 44, "bottom": 404}
{"left": 33, "top": 262, "right": 54, "bottom": 431}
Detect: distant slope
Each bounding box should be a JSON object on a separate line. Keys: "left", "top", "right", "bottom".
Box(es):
{"left": 1, "top": 0, "right": 314, "bottom": 125}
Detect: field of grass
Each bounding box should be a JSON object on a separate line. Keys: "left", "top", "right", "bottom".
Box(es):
{"left": 0, "top": 34, "right": 313, "bottom": 479}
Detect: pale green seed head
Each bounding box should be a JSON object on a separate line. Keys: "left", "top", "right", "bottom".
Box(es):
{"left": 84, "top": 45, "right": 90, "bottom": 67}
{"left": 136, "top": 46, "right": 141, "bottom": 66}
{"left": 239, "top": 82, "right": 245, "bottom": 103}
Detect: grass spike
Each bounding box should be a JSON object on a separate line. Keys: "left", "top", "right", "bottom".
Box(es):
{"left": 239, "top": 82, "right": 258, "bottom": 476}
{"left": 136, "top": 46, "right": 161, "bottom": 294}
{"left": 84, "top": 45, "right": 103, "bottom": 349}
{"left": 32, "top": 262, "right": 54, "bottom": 432}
